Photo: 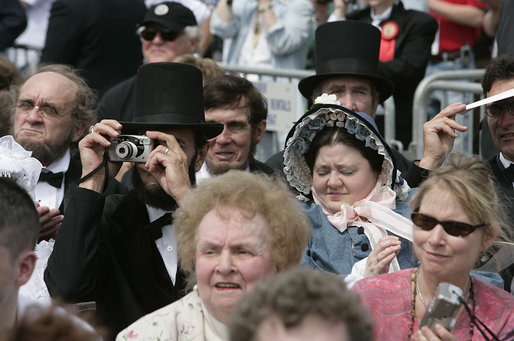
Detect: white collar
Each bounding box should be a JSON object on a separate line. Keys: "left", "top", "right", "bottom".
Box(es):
{"left": 499, "top": 152, "right": 514, "bottom": 170}
{"left": 44, "top": 149, "right": 70, "bottom": 173}
{"left": 370, "top": 5, "right": 393, "bottom": 28}
{"left": 195, "top": 162, "right": 251, "bottom": 185}
{"left": 146, "top": 204, "right": 172, "bottom": 223}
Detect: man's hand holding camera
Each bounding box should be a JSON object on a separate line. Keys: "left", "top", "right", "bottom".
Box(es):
{"left": 79, "top": 120, "right": 124, "bottom": 193}
{"left": 144, "top": 130, "right": 193, "bottom": 205}
{"left": 80, "top": 119, "right": 195, "bottom": 204}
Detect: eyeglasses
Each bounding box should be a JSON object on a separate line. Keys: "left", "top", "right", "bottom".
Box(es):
{"left": 486, "top": 100, "right": 514, "bottom": 119}
{"left": 137, "top": 26, "right": 182, "bottom": 42}
{"left": 16, "top": 99, "right": 64, "bottom": 119}
{"left": 411, "top": 213, "right": 485, "bottom": 237}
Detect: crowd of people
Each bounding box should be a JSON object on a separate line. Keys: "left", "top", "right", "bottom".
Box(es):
{"left": 0, "top": 0, "right": 513, "bottom": 340}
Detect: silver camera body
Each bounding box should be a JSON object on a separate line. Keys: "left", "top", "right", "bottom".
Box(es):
{"left": 108, "top": 135, "right": 153, "bottom": 163}
{"left": 420, "top": 282, "right": 463, "bottom": 332}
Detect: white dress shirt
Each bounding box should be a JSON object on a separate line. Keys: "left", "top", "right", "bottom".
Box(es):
{"left": 35, "top": 149, "right": 70, "bottom": 209}
{"left": 195, "top": 162, "right": 251, "bottom": 184}
{"left": 370, "top": 6, "right": 393, "bottom": 28}
{"left": 146, "top": 205, "right": 178, "bottom": 285}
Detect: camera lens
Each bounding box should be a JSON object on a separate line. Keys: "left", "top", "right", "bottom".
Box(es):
{"left": 115, "top": 141, "right": 138, "bottom": 160}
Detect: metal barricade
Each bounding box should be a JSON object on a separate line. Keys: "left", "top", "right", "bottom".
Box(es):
{"left": 219, "top": 63, "right": 314, "bottom": 81}
{"left": 218, "top": 63, "right": 400, "bottom": 157}
{"left": 410, "top": 69, "right": 485, "bottom": 159}
{"left": 5, "top": 44, "right": 42, "bottom": 76}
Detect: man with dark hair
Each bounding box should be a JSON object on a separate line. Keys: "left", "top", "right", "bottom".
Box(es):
{"left": 413, "top": 55, "right": 513, "bottom": 206}
{"left": 229, "top": 268, "right": 373, "bottom": 341}
{"left": 407, "top": 55, "right": 514, "bottom": 291}
{"left": 0, "top": 177, "right": 39, "bottom": 332}
{"left": 12, "top": 64, "right": 96, "bottom": 239}
{"left": 197, "top": 74, "right": 275, "bottom": 181}
{"left": 45, "top": 62, "right": 223, "bottom": 337}
{"left": 481, "top": 55, "right": 514, "bottom": 292}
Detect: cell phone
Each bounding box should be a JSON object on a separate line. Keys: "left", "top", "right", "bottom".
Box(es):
{"left": 419, "top": 282, "right": 464, "bottom": 332}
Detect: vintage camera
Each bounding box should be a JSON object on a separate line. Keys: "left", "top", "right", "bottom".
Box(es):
{"left": 108, "top": 135, "right": 153, "bottom": 163}
{"left": 420, "top": 282, "right": 464, "bottom": 332}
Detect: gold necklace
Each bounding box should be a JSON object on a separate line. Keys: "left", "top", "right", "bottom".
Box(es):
{"left": 409, "top": 268, "right": 476, "bottom": 339}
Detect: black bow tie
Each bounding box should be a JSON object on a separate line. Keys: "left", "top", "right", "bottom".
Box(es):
{"left": 144, "top": 213, "right": 172, "bottom": 240}
{"left": 39, "top": 171, "right": 64, "bottom": 188}
{"left": 505, "top": 164, "right": 514, "bottom": 182}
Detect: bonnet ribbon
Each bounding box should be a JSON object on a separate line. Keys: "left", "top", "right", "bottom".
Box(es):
{"left": 311, "top": 181, "right": 413, "bottom": 272}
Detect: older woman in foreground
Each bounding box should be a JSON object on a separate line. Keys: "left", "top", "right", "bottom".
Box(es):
{"left": 116, "top": 170, "right": 310, "bottom": 340}
{"left": 353, "top": 154, "right": 513, "bottom": 340}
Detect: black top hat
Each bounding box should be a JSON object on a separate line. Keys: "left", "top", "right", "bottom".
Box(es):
{"left": 120, "top": 62, "right": 223, "bottom": 139}
{"left": 298, "top": 21, "right": 394, "bottom": 103}
{"left": 138, "top": 2, "right": 197, "bottom": 32}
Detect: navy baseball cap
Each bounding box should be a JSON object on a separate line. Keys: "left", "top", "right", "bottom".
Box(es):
{"left": 138, "top": 2, "right": 197, "bottom": 31}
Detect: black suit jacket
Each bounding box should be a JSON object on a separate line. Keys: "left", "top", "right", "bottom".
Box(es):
{"left": 0, "top": 0, "right": 27, "bottom": 51}
{"left": 488, "top": 155, "right": 514, "bottom": 218}
{"left": 249, "top": 158, "right": 277, "bottom": 175}
{"left": 347, "top": 2, "right": 438, "bottom": 147}
{"left": 488, "top": 155, "right": 514, "bottom": 291}
{"left": 60, "top": 155, "right": 81, "bottom": 213}
{"left": 45, "top": 188, "right": 187, "bottom": 337}
{"left": 97, "top": 75, "right": 137, "bottom": 122}
{"left": 40, "top": 0, "right": 145, "bottom": 98}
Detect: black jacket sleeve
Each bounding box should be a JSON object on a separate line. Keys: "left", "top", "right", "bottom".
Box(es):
{"left": 44, "top": 187, "right": 109, "bottom": 301}
{"left": 40, "top": 0, "right": 81, "bottom": 64}
{"left": 0, "top": 0, "right": 27, "bottom": 50}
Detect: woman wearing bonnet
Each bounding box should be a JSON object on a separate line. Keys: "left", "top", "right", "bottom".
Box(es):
{"left": 283, "top": 95, "right": 415, "bottom": 282}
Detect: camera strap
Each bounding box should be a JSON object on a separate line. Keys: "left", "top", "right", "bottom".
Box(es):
{"left": 79, "top": 153, "right": 109, "bottom": 192}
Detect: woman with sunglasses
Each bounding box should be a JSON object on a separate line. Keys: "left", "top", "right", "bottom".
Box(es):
{"left": 353, "top": 154, "right": 513, "bottom": 341}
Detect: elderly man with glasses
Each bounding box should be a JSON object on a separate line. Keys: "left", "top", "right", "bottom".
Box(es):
{"left": 97, "top": 2, "right": 200, "bottom": 123}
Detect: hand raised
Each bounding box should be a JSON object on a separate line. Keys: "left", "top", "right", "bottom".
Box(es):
{"left": 364, "top": 235, "right": 401, "bottom": 277}
{"left": 143, "top": 130, "right": 195, "bottom": 205}
{"left": 419, "top": 103, "right": 467, "bottom": 170}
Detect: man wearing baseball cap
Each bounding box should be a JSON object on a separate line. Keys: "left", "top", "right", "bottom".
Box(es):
{"left": 98, "top": 2, "right": 200, "bottom": 123}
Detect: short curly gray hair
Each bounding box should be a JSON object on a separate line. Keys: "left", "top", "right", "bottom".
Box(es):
{"left": 173, "top": 170, "right": 310, "bottom": 287}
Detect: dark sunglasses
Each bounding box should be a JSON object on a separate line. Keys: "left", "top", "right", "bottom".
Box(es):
{"left": 411, "top": 213, "right": 485, "bottom": 237}
{"left": 137, "top": 26, "right": 181, "bottom": 42}
{"left": 486, "top": 100, "right": 514, "bottom": 119}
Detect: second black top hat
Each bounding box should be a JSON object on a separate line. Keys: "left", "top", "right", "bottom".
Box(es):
{"left": 298, "top": 21, "right": 394, "bottom": 103}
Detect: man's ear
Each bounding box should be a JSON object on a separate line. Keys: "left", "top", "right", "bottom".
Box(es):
{"left": 14, "top": 251, "right": 37, "bottom": 288}
{"left": 371, "top": 92, "right": 380, "bottom": 119}
{"left": 481, "top": 223, "right": 499, "bottom": 252}
{"left": 189, "top": 37, "right": 199, "bottom": 54}
{"left": 194, "top": 143, "right": 208, "bottom": 172}
{"left": 71, "top": 121, "right": 88, "bottom": 143}
{"left": 253, "top": 119, "right": 267, "bottom": 144}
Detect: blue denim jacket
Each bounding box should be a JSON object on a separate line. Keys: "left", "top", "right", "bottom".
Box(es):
{"left": 300, "top": 188, "right": 417, "bottom": 276}
{"left": 210, "top": 0, "right": 313, "bottom": 69}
